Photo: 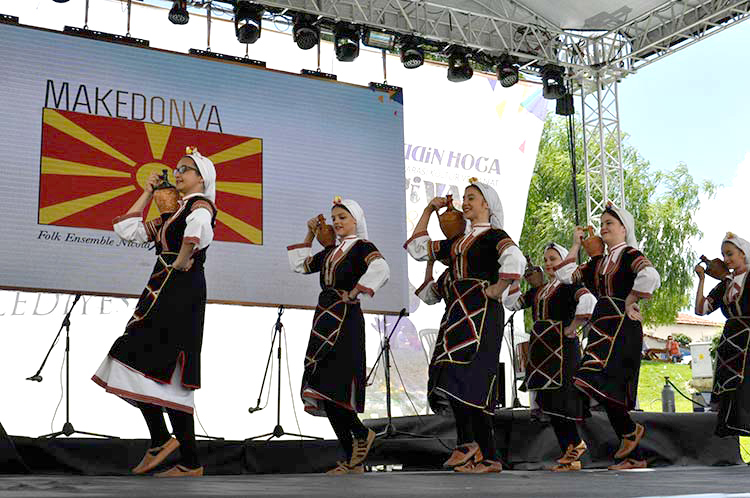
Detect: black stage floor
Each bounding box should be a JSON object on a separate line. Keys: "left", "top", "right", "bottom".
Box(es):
{"left": 1, "top": 466, "right": 750, "bottom": 498}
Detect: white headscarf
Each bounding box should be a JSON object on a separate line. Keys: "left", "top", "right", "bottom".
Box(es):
{"left": 722, "top": 232, "right": 750, "bottom": 266}
{"left": 604, "top": 203, "right": 637, "bottom": 248}
{"left": 544, "top": 242, "right": 569, "bottom": 261}
{"left": 333, "top": 197, "right": 368, "bottom": 240}
{"left": 184, "top": 146, "right": 216, "bottom": 203}
{"left": 467, "top": 179, "right": 504, "bottom": 229}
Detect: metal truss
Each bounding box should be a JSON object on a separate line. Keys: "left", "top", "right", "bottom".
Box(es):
{"left": 579, "top": 75, "right": 625, "bottom": 226}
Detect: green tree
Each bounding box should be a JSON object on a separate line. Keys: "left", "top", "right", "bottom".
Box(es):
{"left": 519, "top": 116, "right": 715, "bottom": 326}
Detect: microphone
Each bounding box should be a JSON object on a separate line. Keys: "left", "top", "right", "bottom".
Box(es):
{"left": 399, "top": 307, "right": 407, "bottom": 317}
{"left": 26, "top": 375, "right": 42, "bottom": 382}
{"left": 247, "top": 406, "right": 262, "bottom": 413}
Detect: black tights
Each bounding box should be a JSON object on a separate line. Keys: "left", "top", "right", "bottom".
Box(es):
{"left": 603, "top": 401, "right": 636, "bottom": 437}
{"left": 450, "top": 399, "right": 497, "bottom": 461}
{"left": 138, "top": 402, "right": 200, "bottom": 469}
{"left": 324, "top": 401, "right": 369, "bottom": 461}
{"left": 549, "top": 415, "right": 582, "bottom": 453}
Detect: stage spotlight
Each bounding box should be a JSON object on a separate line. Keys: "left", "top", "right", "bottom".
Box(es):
{"left": 292, "top": 14, "right": 318, "bottom": 50}
{"left": 362, "top": 30, "right": 396, "bottom": 50}
{"left": 496, "top": 55, "right": 518, "bottom": 88}
{"left": 447, "top": 50, "right": 473, "bottom": 82}
{"left": 168, "top": 0, "right": 189, "bottom": 25}
{"left": 399, "top": 37, "right": 424, "bottom": 69}
{"left": 334, "top": 23, "right": 359, "bottom": 62}
{"left": 555, "top": 92, "right": 575, "bottom": 116}
{"left": 541, "top": 64, "right": 566, "bottom": 100}
{"left": 234, "top": 1, "right": 263, "bottom": 44}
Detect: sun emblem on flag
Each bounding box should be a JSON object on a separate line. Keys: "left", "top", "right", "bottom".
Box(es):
{"left": 38, "top": 108, "right": 263, "bottom": 244}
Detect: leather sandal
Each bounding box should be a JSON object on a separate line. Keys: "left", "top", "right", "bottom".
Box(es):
{"left": 551, "top": 461, "right": 582, "bottom": 472}
{"left": 131, "top": 437, "right": 180, "bottom": 475}
{"left": 614, "top": 423, "right": 645, "bottom": 459}
{"left": 453, "top": 448, "right": 485, "bottom": 473}
{"left": 326, "top": 461, "right": 364, "bottom": 475}
{"left": 466, "top": 459, "right": 502, "bottom": 473}
{"left": 608, "top": 458, "right": 647, "bottom": 470}
{"left": 153, "top": 464, "right": 204, "bottom": 477}
{"left": 350, "top": 429, "right": 376, "bottom": 466}
{"left": 443, "top": 442, "right": 481, "bottom": 468}
{"left": 557, "top": 440, "right": 587, "bottom": 464}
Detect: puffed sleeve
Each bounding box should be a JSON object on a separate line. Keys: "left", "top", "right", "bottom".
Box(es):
{"left": 355, "top": 242, "right": 390, "bottom": 297}
{"left": 698, "top": 281, "right": 727, "bottom": 315}
{"left": 288, "top": 244, "right": 329, "bottom": 274}
{"left": 183, "top": 202, "right": 214, "bottom": 251}
{"left": 503, "top": 282, "right": 533, "bottom": 312}
{"left": 113, "top": 212, "right": 149, "bottom": 243}
{"left": 415, "top": 279, "right": 442, "bottom": 305}
{"left": 496, "top": 236, "right": 524, "bottom": 281}
{"left": 555, "top": 255, "right": 599, "bottom": 288}
{"left": 404, "top": 231, "right": 453, "bottom": 263}
{"left": 629, "top": 249, "right": 661, "bottom": 299}
{"left": 573, "top": 285, "right": 596, "bottom": 319}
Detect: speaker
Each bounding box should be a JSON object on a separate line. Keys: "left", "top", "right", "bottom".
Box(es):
{"left": 0, "top": 421, "right": 30, "bottom": 474}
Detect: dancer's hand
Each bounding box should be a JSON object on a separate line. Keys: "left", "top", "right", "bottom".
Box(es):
{"left": 307, "top": 215, "right": 321, "bottom": 234}
{"left": 563, "top": 324, "right": 578, "bottom": 338}
{"left": 144, "top": 172, "right": 160, "bottom": 194}
{"left": 427, "top": 197, "right": 448, "bottom": 212}
{"left": 694, "top": 264, "right": 705, "bottom": 279}
{"left": 342, "top": 289, "right": 360, "bottom": 303}
{"left": 172, "top": 258, "right": 194, "bottom": 272}
{"left": 626, "top": 301, "right": 642, "bottom": 322}
{"left": 572, "top": 226, "right": 586, "bottom": 246}
{"left": 484, "top": 282, "right": 503, "bottom": 301}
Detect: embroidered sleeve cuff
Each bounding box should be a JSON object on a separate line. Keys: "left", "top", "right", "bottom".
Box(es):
{"left": 415, "top": 279, "right": 434, "bottom": 295}
{"left": 553, "top": 257, "right": 576, "bottom": 271}
{"left": 575, "top": 314, "right": 592, "bottom": 320}
{"left": 631, "top": 290, "right": 652, "bottom": 299}
{"left": 287, "top": 242, "right": 312, "bottom": 250}
{"left": 403, "top": 231, "right": 429, "bottom": 249}
{"left": 499, "top": 273, "right": 521, "bottom": 281}
{"left": 112, "top": 212, "right": 142, "bottom": 225}
{"left": 355, "top": 283, "right": 375, "bottom": 297}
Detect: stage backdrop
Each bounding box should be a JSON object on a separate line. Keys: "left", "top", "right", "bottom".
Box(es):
{"left": 0, "top": 21, "right": 407, "bottom": 314}
{"left": 0, "top": 0, "right": 546, "bottom": 441}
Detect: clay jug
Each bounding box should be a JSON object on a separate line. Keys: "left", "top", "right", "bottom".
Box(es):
{"left": 581, "top": 226, "right": 604, "bottom": 257}
{"left": 315, "top": 214, "right": 336, "bottom": 247}
{"left": 700, "top": 255, "right": 730, "bottom": 280}
{"left": 524, "top": 254, "right": 544, "bottom": 288}
{"left": 153, "top": 169, "right": 179, "bottom": 214}
{"left": 438, "top": 195, "right": 466, "bottom": 239}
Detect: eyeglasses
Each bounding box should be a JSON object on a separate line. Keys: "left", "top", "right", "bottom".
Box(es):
{"left": 174, "top": 165, "right": 200, "bottom": 175}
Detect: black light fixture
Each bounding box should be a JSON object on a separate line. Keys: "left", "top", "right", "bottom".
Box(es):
{"left": 496, "top": 55, "right": 519, "bottom": 88}
{"left": 447, "top": 49, "right": 473, "bottom": 82}
{"left": 399, "top": 37, "right": 424, "bottom": 69}
{"left": 292, "top": 13, "right": 319, "bottom": 50}
{"left": 234, "top": 1, "right": 263, "bottom": 44}
{"left": 334, "top": 23, "right": 360, "bottom": 62}
{"left": 362, "top": 29, "right": 396, "bottom": 50}
{"left": 168, "top": 0, "right": 189, "bottom": 25}
{"left": 555, "top": 92, "right": 575, "bottom": 115}
{"left": 541, "top": 64, "right": 566, "bottom": 99}
{"left": 52, "top": 0, "right": 70, "bottom": 3}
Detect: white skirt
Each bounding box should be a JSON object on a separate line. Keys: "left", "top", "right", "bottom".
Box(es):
{"left": 92, "top": 355, "right": 195, "bottom": 414}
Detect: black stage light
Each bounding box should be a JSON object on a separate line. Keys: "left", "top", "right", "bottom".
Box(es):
{"left": 334, "top": 23, "right": 359, "bottom": 62}
{"left": 52, "top": 0, "right": 70, "bottom": 3}
{"left": 541, "top": 64, "right": 566, "bottom": 100}
{"left": 555, "top": 92, "right": 575, "bottom": 116}
{"left": 234, "top": 1, "right": 263, "bottom": 44}
{"left": 399, "top": 37, "right": 424, "bottom": 69}
{"left": 496, "top": 55, "right": 518, "bottom": 88}
{"left": 292, "top": 13, "right": 319, "bottom": 50}
{"left": 168, "top": 0, "right": 189, "bottom": 25}
{"left": 362, "top": 30, "right": 396, "bottom": 50}
{"left": 447, "top": 50, "right": 473, "bottom": 82}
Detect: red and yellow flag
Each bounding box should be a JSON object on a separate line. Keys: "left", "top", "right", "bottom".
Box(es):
{"left": 39, "top": 108, "right": 263, "bottom": 244}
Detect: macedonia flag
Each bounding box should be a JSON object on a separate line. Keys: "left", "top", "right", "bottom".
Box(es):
{"left": 39, "top": 108, "right": 263, "bottom": 244}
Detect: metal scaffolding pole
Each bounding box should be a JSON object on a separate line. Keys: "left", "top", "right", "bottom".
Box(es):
{"left": 579, "top": 73, "right": 625, "bottom": 228}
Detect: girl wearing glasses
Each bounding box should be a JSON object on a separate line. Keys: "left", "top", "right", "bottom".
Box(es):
{"left": 92, "top": 147, "right": 217, "bottom": 478}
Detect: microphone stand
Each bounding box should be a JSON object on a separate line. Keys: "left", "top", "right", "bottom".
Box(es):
{"left": 247, "top": 306, "right": 322, "bottom": 441}
{"left": 505, "top": 311, "right": 525, "bottom": 409}
{"left": 368, "top": 310, "right": 431, "bottom": 439}
{"left": 31, "top": 294, "right": 118, "bottom": 439}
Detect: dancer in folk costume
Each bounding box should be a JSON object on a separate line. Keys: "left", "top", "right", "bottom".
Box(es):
{"left": 93, "top": 147, "right": 217, "bottom": 477}
{"left": 405, "top": 179, "right": 525, "bottom": 473}
{"left": 556, "top": 203, "right": 660, "bottom": 470}
{"left": 503, "top": 243, "right": 596, "bottom": 471}
{"left": 288, "top": 197, "right": 389, "bottom": 475}
{"left": 695, "top": 232, "right": 750, "bottom": 437}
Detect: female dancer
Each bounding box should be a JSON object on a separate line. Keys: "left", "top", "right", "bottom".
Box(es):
{"left": 93, "top": 147, "right": 217, "bottom": 477}
{"left": 504, "top": 243, "right": 596, "bottom": 471}
{"left": 405, "top": 179, "right": 525, "bottom": 473}
{"left": 556, "top": 203, "right": 660, "bottom": 470}
{"left": 695, "top": 232, "right": 750, "bottom": 437}
{"left": 288, "top": 197, "right": 390, "bottom": 475}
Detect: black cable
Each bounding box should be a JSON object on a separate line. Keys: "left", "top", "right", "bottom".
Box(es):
{"left": 666, "top": 378, "right": 707, "bottom": 408}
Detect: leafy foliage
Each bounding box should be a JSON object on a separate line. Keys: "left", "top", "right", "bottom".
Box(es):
{"left": 519, "top": 116, "right": 716, "bottom": 326}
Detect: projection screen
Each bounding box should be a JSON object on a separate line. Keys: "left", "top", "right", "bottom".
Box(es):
{"left": 0, "top": 22, "right": 408, "bottom": 314}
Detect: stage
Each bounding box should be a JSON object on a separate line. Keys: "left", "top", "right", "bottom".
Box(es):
{"left": 0, "top": 411, "right": 743, "bottom": 476}
{"left": 1, "top": 467, "right": 750, "bottom": 498}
